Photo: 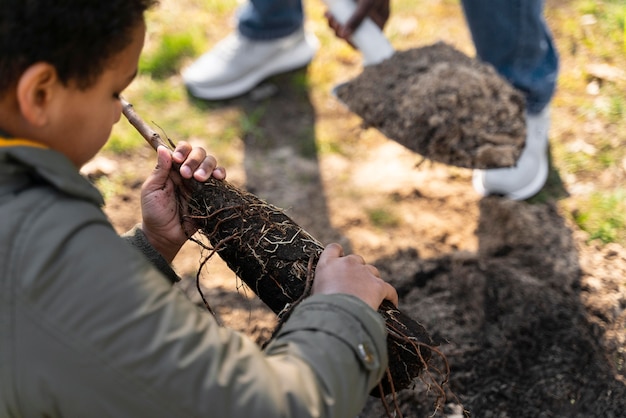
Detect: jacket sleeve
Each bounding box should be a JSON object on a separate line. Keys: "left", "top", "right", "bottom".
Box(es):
{"left": 121, "top": 224, "right": 181, "bottom": 284}
{"left": 12, "top": 196, "right": 388, "bottom": 418}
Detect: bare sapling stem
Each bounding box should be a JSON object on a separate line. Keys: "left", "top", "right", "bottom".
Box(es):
{"left": 121, "top": 97, "right": 170, "bottom": 152}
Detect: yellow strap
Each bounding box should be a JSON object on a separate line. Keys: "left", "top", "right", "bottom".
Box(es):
{"left": 0, "top": 137, "right": 48, "bottom": 149}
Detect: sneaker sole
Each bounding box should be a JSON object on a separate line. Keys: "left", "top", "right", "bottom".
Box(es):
{"left": 472, "top": 150, "right": 549, "bottom": 201}
{"left": 185, "top": 33, "right": 319, "bottom": 101}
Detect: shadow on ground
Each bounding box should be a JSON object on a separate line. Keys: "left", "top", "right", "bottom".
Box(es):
{"left": 364, "top": 195, "right": 626, "bottom": 417}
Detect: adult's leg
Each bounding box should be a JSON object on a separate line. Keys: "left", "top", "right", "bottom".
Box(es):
{"left": 461, "top": 0, "right": 558, "bottom": 114}
{"left": 463, "top": 0, "right": 559, "bottom": 200}
{"left": 238, "top": 0, "right": 304, "bottom": 40}
{"left": 182, "top": 0, "right": 317, "bottom": 100}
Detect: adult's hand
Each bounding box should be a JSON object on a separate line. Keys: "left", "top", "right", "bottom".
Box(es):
{"left": 325, "top": 0, "right": 390, "bottom": 41}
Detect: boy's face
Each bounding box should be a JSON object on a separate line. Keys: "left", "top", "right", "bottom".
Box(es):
{"left": 48, "top": 20, "right": 146, "bottom": 167}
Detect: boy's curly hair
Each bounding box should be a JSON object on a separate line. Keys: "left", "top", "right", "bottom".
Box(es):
{"left": 0, "top": 0, "right": 158, "bottom": 93}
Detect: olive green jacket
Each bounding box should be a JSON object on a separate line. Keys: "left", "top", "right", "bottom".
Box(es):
{"left": 0, "top": 144, "right": 388, "bottom": 417}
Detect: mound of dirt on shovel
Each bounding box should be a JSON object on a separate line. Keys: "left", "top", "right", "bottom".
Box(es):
{"left": 335, "top": 42, "right": 527, "bottom": 169}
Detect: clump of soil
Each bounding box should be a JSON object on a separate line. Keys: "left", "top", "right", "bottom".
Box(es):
{"left": 335, "top": 42, "right": 527, "bottom": 169}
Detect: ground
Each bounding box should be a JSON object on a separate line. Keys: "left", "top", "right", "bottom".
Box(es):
{"left": 96, "top": 3, "right": 626, "bottom": 416}
{"left": 100, "top": 78, "right": 626, "bottom": 416}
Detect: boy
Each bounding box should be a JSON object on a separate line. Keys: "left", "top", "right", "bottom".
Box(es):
{"left": 0, "top": 1, "right": 398, "bottom": 417}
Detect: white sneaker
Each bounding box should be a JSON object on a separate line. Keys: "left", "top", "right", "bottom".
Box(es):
{"left": 472, "top": 107, "right": 551, "bottom": 200}
{"left": 182, "top": 28, "right": 319, "bottom": 100}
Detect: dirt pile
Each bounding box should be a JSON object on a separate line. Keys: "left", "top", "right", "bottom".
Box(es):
{"left": 360, "top": 197, "right": 626, "bottom": 417}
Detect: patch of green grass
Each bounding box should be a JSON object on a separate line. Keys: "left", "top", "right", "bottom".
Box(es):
{"left": 316, "top": 136, "right": 344, "bottom": 156}
{"left": 576, "top": 0, "right": 625, "bottom": 52}
{"left": 94, "top": 176, "right": 123, "bottom": 202}
{"left": 193, "top": 0, "right": 234, "bottom": 14}
{"left": 315, "top": 118, "right": 367, "bottom": 158}
{"left": 573, "top": 189, "right": 626, "bottom": 244}
{"left": 139, "top": 31, "right": 199, "bottom": 79}
{"left": 288, "top": 71, "right": 312, "bottom": 94}
{"left": 105, "top": 131, "right": 143, "bottom": 154}
{"left": 605, "top": 92, "right": 626, "bottom": 122}
{"left": 367, "top": 207, "right": 401, "bottom": 229}
{"left": 296, "top": 127, "right": 318, "bottom": 159}
{"left": 239, "top": 106, "right": 266, "bottom": 139}
{"left": 142, "top": 83, "right": 186, "bottom": 104}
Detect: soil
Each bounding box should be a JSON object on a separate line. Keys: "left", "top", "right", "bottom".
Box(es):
{"left": 97, "top": 49, "right": 626, "bottom": 418}
{"left": 335, "top": 42, "right": 526, "bottom": 169}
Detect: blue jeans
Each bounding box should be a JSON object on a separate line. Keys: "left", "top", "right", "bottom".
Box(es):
{"left": 239, "top": 0, "right": 559, "bottom": 113}
{"left": 237, "top": 0, "right": 303, "bottom": 40}
{"left": 461, "top": 0, "right": 558, "bottom": 114}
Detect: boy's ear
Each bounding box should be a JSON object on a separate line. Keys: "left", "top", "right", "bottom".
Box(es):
{"left": 16, "top": 62, "right": 59, "bottom": 127}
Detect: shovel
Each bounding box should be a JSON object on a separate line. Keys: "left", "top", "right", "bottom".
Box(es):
{"left": 323, "top": 0, "right": 527, "bottom": 170}
{"left": 322, "top": 0, "right": 394, "bottom": 67}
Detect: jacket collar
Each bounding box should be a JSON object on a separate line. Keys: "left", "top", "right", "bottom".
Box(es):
{"left": 0, "top": 137, "right": 105, "bottom": 206}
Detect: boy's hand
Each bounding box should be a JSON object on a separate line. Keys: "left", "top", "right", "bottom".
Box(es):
{"left": 140, "top": 142, "right": 226, "bottom": 262}
{"left": 313, "top": 243, "right": 398, "bottom": 310}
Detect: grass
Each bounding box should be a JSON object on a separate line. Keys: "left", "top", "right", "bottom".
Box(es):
{"left": 544, "top": 0, "right": 626, "bottom": 245}
{"left": 577, "top": 0, "right": 625, "bottom": 48}
{"left": 238, "top": 106, "right": 267, "bottom": 141}
{"left": 104, "top": 0, "right": 626, "bottom": 247}
{"left": 573, "top": 188, "right": 626, "bottom": 243}
{"left": 367, "top": 207, "right": 401, "bottom": 229}
{"left": 139, "top": 31, "right": 199, "bottom": 79}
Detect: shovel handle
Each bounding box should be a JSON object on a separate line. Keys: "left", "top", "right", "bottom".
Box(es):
{"left": 322, "top": 0, "right": 394, "bottom": 66}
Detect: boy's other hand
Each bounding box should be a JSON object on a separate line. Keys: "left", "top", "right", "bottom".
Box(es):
{"left": 171, "top": 141, "right": 226, "bottom": 182}
{"left": 313, "top": 243, "right": 398, "bottom": 310}
{"left": 140, "top": 143, "right": 225, "bottom": 262}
